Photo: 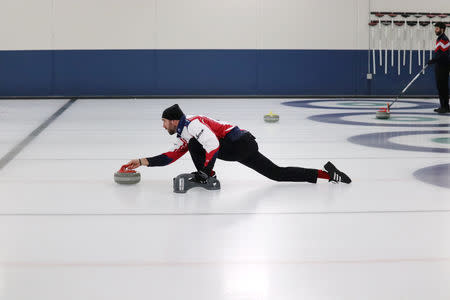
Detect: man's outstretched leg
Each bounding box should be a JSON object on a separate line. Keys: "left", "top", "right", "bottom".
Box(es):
{"left": 239, "top": 151, "right": 319, "bottom": 183}
{"left": 240, "top": 153, "right": 351, "bottom": 184}
{"left": 223, "top": 133, "right": 351, "bottom": 184}
{"left": 190, "top": 131, "right": 351, "bottom": 184}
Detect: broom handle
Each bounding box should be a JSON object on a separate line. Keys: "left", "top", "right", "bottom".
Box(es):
{"left": 389, "top": 64, "right": 428, "bottom": 108}
{"left": 402, "top": 64, "right": 427, "bottom": 93}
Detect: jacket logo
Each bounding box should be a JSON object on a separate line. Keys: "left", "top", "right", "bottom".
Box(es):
{"left": 196, "top": 129, "right": 204, "bottom": 139}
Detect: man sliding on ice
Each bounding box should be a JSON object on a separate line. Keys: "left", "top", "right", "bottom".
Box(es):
{"left": 125, "top": 104, "right": 351, "bottom": 185}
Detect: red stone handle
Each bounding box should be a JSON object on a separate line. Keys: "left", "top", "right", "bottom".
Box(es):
{"left": 118, "top": 164, "right": 136, "bottom": 173}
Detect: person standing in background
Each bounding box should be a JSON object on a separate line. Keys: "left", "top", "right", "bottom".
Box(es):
{"left": 428, "top": 22, "right": 449, "bottom": 113}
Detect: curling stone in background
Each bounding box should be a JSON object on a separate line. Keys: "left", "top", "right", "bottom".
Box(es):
{"left": 264, "top": 112, "right": 279, "bottom": 123}
{"left": 376, "top": 104, "right": 391, "bottom": 120}
{"left": 114, "top": 164, "right": 141, "bottom": 184}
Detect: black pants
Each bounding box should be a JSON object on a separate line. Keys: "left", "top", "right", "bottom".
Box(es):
{"left": 188, "top": 132, "right": 318, "bottom": 183}
{"left": 435, "top": 65, "right": 449, "bottom": 110}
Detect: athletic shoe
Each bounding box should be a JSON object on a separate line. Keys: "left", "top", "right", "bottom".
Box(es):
{"left": 324, "top": 161, "right": 352, "bottom": 184}
{"left": 435, "top": 107, "right": 450, "bottom": 113}
{"left": 189, "top": 170, "right": 216, "bottom": 184}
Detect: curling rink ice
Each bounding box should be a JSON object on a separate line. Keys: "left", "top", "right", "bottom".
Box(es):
{"left": 0, "top": 98, "right": 449, "bottom": 300}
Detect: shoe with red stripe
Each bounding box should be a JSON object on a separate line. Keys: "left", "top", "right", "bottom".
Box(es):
{"left": 324, "top": 162, "right": 352, "bottom": 184}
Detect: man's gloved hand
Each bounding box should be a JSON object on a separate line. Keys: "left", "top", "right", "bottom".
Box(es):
{"left": 427, "top": 59, "right": 435, "bottom": 65}
{"left": 190, "top": 170, "right": 210, "bottom": 184}
{"left": 190, "top": 170, "right": 217, "bottom": 184}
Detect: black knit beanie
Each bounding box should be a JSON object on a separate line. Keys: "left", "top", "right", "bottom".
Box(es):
{"left": 435, "top": 22, "right": 446, "bottom": 30}
{"left": 162, "top": 104, "right": 184, "bottom": 120}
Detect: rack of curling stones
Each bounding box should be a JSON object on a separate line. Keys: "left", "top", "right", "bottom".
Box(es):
{"left": 114, "top": 164, "right": 141, "bottom": 184}
{"left": 264, "top": 112, "right": 279, "bottom": 123}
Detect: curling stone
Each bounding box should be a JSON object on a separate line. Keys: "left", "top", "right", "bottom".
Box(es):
{"left": 375, "top": 108, "right": 391, "bottom": 120}
{"left": 173, "top": 173, "right": 221, "bottom": 193}
{"left": 114, "top": 164, "right": 141, "bottom": 184}
{"left": 264, "top": 112, "right": 279, "bottom": 123}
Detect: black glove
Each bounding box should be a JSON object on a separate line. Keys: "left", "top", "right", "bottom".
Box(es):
{"left": 427, "top": 59, "right": 435, "bottom": 65}
{"left": 190, "top": 170, "right": 209, "bottom": 184}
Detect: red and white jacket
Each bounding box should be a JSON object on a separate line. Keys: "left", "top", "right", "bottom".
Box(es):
{"left": 146, "top": 115, "right": 236, "bottom": 171}
{"left": 430, "top": 33, "right": 449, "bottom": 66}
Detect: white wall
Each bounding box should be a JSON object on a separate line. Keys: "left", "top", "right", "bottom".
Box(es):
{"left": 156, "top": 0, "right": 259, "bottom": 49}
{"left": 0, "top": 0, "right": 53, "bottom": 50}
{"left": 53, "top": 0, "right": 157, "bottom": 49}
{"left": 371, "top": 0, "right": 450, "bottom": 12}
{"left": 259, "top": 0, "right": 367, "bottom": 49}
{"left": 0, "top": 0, "right": 448, "bottom": 51}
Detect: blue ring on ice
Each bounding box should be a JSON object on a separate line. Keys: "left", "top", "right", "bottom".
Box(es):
{"left": 282, "top": 99, "right": 435, "bottom": 110}
{"left": 348, "top": 130, "right": 450, "bottom": 153}
{"left": 413, "top": 163, "right": 450, "bottom": 189}
{"left": 308, "top": 112, "right": 450, "bottom": 127}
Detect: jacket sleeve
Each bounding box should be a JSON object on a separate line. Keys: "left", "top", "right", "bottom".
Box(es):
{"left": 145, "top": 138, "right": 188, "bottom": 167}
{"left": 429, "top": 37, "right": 449, "bottom": 65}
{"left": 187, "top": 119, "right": 220, "bottom": 173}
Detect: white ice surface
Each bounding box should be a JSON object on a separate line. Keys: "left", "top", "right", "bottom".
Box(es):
{"left": 0, "top": 98, "right": 449, "bottom": 300}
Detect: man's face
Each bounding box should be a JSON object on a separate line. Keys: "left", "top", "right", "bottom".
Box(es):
{"left": 435, "top": 27, "right": 444, "bottom": 36}
{"left": 162, "top": 118, "right": 177, "bottom": 135}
